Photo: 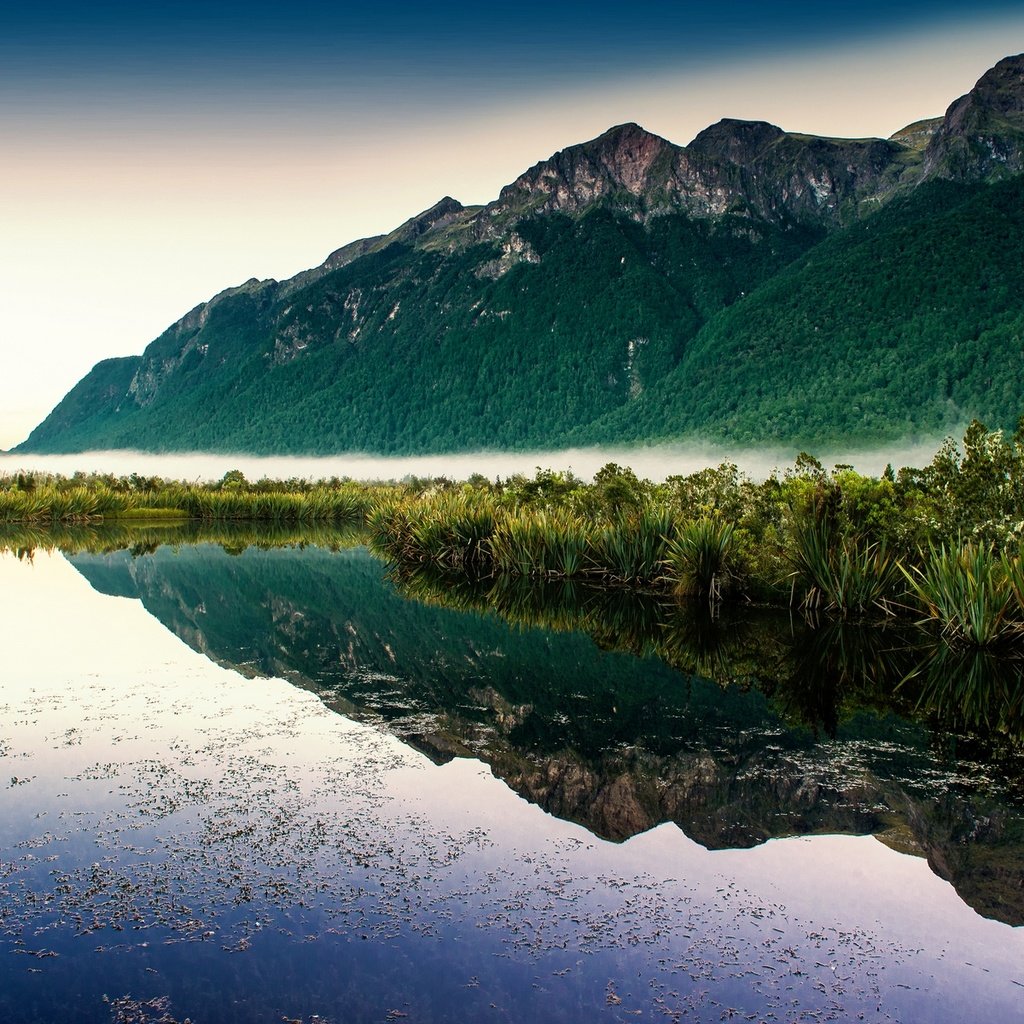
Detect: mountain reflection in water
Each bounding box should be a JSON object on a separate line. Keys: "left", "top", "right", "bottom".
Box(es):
{"left": 25, "top": 522, "right": 1018, "bottom": 929}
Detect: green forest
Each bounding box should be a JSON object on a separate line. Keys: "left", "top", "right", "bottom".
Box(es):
{"left": 584, "top": 178, "right": 1024, "bottom": 446}
{"left": 19, "top": 207, "right": 820, "bottom": 454}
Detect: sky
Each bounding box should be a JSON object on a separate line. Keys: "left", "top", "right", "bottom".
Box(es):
{"left": 2, "top": 1, "right": 1023, "bottom": 450}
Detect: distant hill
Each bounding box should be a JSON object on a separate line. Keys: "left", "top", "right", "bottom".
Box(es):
{"left": 16, "top": 54, "right": 1024, "bottom": 455}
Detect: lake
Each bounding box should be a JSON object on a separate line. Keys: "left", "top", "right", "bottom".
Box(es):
{"left": 1, "top": 525, "right": 1022, "bottom": 1023}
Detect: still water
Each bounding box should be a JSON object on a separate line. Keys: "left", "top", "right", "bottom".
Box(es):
{"left": 1, "top": 527, "right": 1022, "bottom": 1023}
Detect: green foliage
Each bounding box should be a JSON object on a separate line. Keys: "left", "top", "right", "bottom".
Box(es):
{"left": 490, "top": 509, "right": 594, "bottom": 578}
{"left": 911, "top": 418, "right": 1024, "bottom": 545}
{"left": 664, "top": 517, "right": 738, "bottom": 598}
{"left": 590, "top": 508, "right": 674, "bottom": 585}
{"left": 787, "top": 520, "right": 901, "bottom": 618}
{"left": 582, "top": 177, "right": 1024, "bottom": 449}
{"left": 0, "top": 472, "right": 376, "bottom": 524}
{"left": 361, "top": 422, "right": 1024, "bottom": 647}
{"left": 17, "top": 205, "right": 819, "bottom": 455}
{"left": 12, "top": 420, "right": 1024, "bottom": 650}
{"left": 903, "top": 542, "right": 1022, "bottom": 647}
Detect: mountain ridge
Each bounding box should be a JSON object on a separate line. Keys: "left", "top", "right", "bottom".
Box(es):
{"left": 15, "top": 53, "right": 1024, "bottom": 456}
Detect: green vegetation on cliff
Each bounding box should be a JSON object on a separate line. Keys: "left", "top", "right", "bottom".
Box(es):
{"left": 19, "top": 209, "right": 818, "bottom": 454}
{"left": 584, "top": 177, "right": 1024, "bottom": 446}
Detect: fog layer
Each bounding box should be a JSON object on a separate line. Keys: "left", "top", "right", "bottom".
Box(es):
{"left": 0, "top": 437, "right": 958, "bottom": 484}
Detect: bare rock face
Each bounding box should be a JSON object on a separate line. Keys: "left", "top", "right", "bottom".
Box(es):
{"left": 678, "top": 119, "right": 907, "bottom": 223}
{"left": 491, "top": 122, "right": 678, "bottom": 219}
{"left": 924, "top": 53, "right": 1024, "bottom": 181}
{"left": 488, "top": 117, "right": 909, "bottom": 230}
{"left": 387, "top": 196, "right": 467, "bottom": 243}
{"left": 126, "top": 278, "right": 276, "bottom": 406}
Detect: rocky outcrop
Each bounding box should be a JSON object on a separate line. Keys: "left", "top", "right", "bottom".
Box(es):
{"left": 385, "top": 195, "right": 468, "bottom": 243}
{"left": 486, "top": 117, "right": 908, "bottom": 229}
{"left": 489, "top": 122, "right": 678, "bottom": 219}
{"left": 923, "top": 53, "right": 1024, "bottom": 181}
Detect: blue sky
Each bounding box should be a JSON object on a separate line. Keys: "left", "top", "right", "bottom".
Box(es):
{"left": 5, "top": 3, "right": 1021, "bottom": 104}
{"left": 1, "top": 2, "right": 1022, "bottom": 448}
{"left": 6, "top": 3, "right": 1019, "bottom": 63}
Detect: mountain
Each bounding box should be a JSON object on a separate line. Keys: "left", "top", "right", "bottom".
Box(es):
{"left": 15, "top": 54, "right": 1024, "bottom": 455}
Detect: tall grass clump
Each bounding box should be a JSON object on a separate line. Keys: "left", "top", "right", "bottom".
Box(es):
{"left": 903, "top": 541, "right": 1022, "bottom": 647}
{"left": 664, "top": 517, "right": 737, "bottom": 599}
{"left": 489, "top": 509, "right": 593, "bottom": 578}
{"left": 155, "top": 484, "right": 371, "bottom": 523}
{"left": 787, "top": 521, "right": 901, "bottom": 618}
{"left": 591, "top": 508, "right": 674, "bottom": 585}
{"left": 367, "top": 493, "right": 497, "bottom": 570}
{"left": 0, "top": 485, "right": 137, "bottom": 522}
{"left": 1000, "top": 545, "right": 1024, "bottom": 624}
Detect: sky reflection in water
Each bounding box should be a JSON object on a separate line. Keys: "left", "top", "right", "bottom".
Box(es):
{"left": 1, "top": 547, "right": 1022, "bottom": 1024}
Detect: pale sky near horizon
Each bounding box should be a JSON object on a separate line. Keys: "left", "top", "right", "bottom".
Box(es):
{"left": 2, "top": 3, "right": 1023, "bottom": 450}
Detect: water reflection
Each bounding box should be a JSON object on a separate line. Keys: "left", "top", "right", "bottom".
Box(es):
{"left": 14, "top": 523, "right": 1013, "bottom": 929}
{"left": 3, "top": 534, "right": 1024, "bottom": 1024}
{"left": 392, "top": 562, "right": 1024, "bottom": 755}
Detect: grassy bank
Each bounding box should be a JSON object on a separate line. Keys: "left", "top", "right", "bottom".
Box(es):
{"left": 367, "top": 420, "right": 1024, "bottom": 646}
{"left": 5, "top": 418, "right": 1024, "bottom": 645}
{"left": 0, "top": 473, "right": 382, "bottom": 525}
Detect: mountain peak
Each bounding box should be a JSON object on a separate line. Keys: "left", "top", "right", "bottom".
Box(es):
{"left": 969, "top": 52, "right": 1024, "bottom": 116}
{"left": 390, "top": 196, "right": 466, "bottom": 242}
{"left": 588, "top": 121, "right": 660, "bottom": 147}
{"left": 686, "top": 119, "right": 786, "bottom": 163}
{"left": 494, "top": 123, "right": 676, "bottom": 215}
{"left": 923, "top": 52, "right": 1024, "bottom": 181}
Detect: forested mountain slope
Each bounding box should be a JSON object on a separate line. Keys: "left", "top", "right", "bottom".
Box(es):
{"left": 16, "top": 54, "right": 1024, "bottom": 455}
{"left": 580, "top": 175, "right": 1024, "bottom": 447}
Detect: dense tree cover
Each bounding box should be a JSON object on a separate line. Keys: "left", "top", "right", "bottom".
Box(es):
{"left": 16, "top": 175, "right": 1024, "bottom": 456}
{"left": 18, "top": 208, "right": 819, "bottom": 454}
{"left": 582, "top": 178, "right": 1024, "bottom": 447}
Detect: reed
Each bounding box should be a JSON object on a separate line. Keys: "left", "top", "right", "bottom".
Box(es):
{"left": 0, "top": 477, "right": 377, "bottom": 524}
{"left": 788, "top": 521, "right": 900, "bottom": 618}
{"left": 903, "top": 542, "right": 1022, "bottom": 646}
{"left": 591, "top": 509, "right": 674, "bottom": 585}
{"left": 664, "top": 517, "right": 737, "bottom": 598}
{"left": 0, "top": 485, "right": 137, "bottom": 522}
{"left": 490, "top": 509, "right": 594, "bottom": 578}
{"left": 367, "top": 492, "right": 497, "bottom": 569}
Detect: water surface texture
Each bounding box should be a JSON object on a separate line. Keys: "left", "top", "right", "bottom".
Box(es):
{"left": 1, "top": 536, "right": 1022, "bottom": 1023}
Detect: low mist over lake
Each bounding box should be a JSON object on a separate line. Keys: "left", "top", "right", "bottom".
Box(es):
{"left": 0, "top": 436, "right": 958, "bottom": 484}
